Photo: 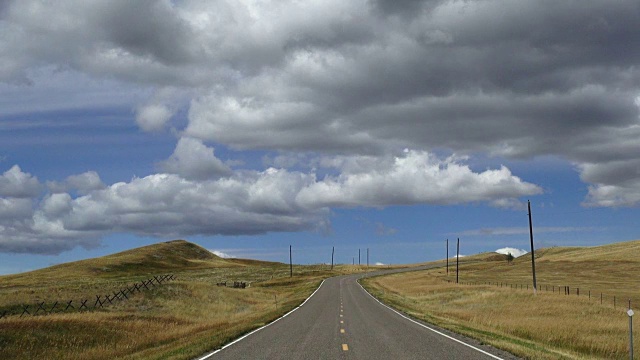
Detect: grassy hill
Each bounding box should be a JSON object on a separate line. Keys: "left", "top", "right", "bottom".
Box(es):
{"left": 0, "top": 240, "right": 229, "bottom": 285}
{"left": 363, "top": 239, "right": 640, "bottom": 360}
{"left": 533, "top": 239, "right": 640, "bottom": 262}
{"left": 0, "top": 239, "right": 354, "bottom": 360}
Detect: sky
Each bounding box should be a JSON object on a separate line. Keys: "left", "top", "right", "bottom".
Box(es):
{"left": 1, "top": 0, "right": 640, "bottom": 274}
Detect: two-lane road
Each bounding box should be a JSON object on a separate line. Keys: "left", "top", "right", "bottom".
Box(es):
{"left": 199, "top": 269, "right": 519, "bottom": 359}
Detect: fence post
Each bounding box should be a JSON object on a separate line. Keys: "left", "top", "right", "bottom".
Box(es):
{"left": 628, "top": 307, "right": 634, "bottom": 360}
{"left": 35, "top": 302, "right": 46, "bottom": 315}
{"left": 49, "top": 301, "right": 59, "bottom": 314}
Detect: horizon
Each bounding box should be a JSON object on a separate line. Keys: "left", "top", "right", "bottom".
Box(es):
{"left": 1, "top": 1, "right": 639, "bottom": 274}
{"left": 8, "top": 236, "right": 640, "bottom": 276}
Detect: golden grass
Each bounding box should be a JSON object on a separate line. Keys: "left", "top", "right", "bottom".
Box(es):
{"left": 0, "top": 240, "right": 375, "bottom": 359}
{"left": 362, "top": 240, "right": 640, "bottom": 359}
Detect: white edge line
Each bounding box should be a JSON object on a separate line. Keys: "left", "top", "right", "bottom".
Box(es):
{"left": 357, "top": 279, "right": 505, "bottom": 360}
{"left": 196, "top": 279, "right": 326, "bottom": 360}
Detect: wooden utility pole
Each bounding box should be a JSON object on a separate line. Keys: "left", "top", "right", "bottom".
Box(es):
{"left": 446, "top": 239, "right": 449, "bottom": 275}
{"left": 358, "top": 249, "right": 361, "bottom": 265}
{"left": 289, "top": 245, "right": 293, "bottom": 278}
{"left": 367, "top": 248, "right": 369, "bottom": 267}
{"left": 528, "top": 200, "right": 537, "bottom": 294}
{"left": 331, "top": 246, "right": 334, "bottom": 270}
{"left": 456, "top": 238, "right": 460, "bottom": 284}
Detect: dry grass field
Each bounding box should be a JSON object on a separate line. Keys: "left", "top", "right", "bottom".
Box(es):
{"left": 362, "top": 240, "right": 640, "bottom": 359}
{"left": 0, "top": 240, "right": 371, "bottom": 360}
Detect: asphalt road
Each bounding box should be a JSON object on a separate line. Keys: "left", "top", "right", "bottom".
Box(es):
{"left": 198, "top": 268, "right": 519, "bottom": 360}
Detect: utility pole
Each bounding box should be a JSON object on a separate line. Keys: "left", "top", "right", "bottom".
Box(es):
{"left": 331, "top": 246, "right": 334, "bottom": 270}
{"left": 446, "top": 239, "right": 449, "bottom": 275}
{"left": 289, "top": 245, "right": 293, "bottom": 278}
{"left": 352, "top": 257, "right": 354, "bottom": 265}
{"left": 528, "top": 200, "right": 537, "bottom": 294}
{"left": 367, "top": 248, "right": 369, "bottom": 267}
{"left": 358, "top": 249, "right": 361, "bottom": 265}
{"left": 456, "top": 238, "right": 460, "bottom": 284}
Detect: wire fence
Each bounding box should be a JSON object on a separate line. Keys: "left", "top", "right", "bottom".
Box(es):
{"left": 0, "top": 274, "right": 175, "bottom": 320}
{"left": 447, "top": 278, "right": 635, "bottom": 309}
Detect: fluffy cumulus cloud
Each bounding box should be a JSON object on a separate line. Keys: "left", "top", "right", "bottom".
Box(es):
{"left": 0, "top": 167, "right": 100, "bottom": 254}
{"left": 0, "top": 165, "right": 41, "bottom": 198}
{"left": 158, "top": 137, "right": 232, "bottom": 180}
{"left": 48, "top": 171, "right": 106, "bottom": 194}
{"left": 0, "top": 166, "right": 327, "bottom": 254}
{"left": 0, "top": 146, "right": 538, "bottom": 254}
{"left": 1, "top": 0, "right": 640, "bottom": 252}
{"left": 297, "top": 150, "right": 541, "bottom": 208}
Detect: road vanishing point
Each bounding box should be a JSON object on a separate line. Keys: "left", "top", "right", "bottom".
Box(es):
{"left": 198, "top": 267, "right": 520, "bottom": 360}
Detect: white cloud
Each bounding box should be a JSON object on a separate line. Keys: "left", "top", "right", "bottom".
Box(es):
{"left": 1, "top": 0, "right": 639, "bottom": 207}
{"left": 48, "top": 171, "right": 105, "bottom": 194}
{"left": 375, "top": 262, "right": 385, "bottom": 266}
{"left": 135, "top": 104, "right": 173, "bottom": 132}
{"left": 0, "top": 197, "right": 33, "bottom": 220}
{"left": 66, "top": 171, "right": 105, "bottom": 193}
{"left": 0, "top": 165, "right": 41, "bottom": 198}
{"left": 296, "top": 150, "right": 541, "bottom": 208}
{"left": 158, "top": 137, "right": 232, "bottom": 180}
{"left": 0, "top": 149, "right": 539, "bottom": 254}
{"left": 495, "top": 247, "right": 528, "bottom": 258}
{"left": 580, "top": 159, "right": 640, "bottom": 207}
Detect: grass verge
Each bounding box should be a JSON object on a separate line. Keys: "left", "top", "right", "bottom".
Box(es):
{"left": 0, "top": 240, "right": 375, "bottom": 359}
{"left": 361, "top": 240, "right": 640, "bottom": 360}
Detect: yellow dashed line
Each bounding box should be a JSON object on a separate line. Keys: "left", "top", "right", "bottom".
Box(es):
{"left": 340, "top": 329, "right": 345, "bottom": 334}
{"left": 340, "top": 314, "right": 343, "bottom": 317}
{"left": 340, "top": 320, "right": 344, "bottom": 324}
{"left": 342, "top": 344, "right": 349, "bottom": 351}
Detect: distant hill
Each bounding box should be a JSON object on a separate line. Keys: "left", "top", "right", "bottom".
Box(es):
{"left": 530, "top": 239, "right": 640, "bottom": 263}
{"left": 0, "top": 240, "right": 235, "bottom": 282}
{"left": 450, "top": 240, "right": 640, "bottom": 265}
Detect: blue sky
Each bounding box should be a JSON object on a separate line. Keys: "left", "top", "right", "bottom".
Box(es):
{"left": 1, "top": 0, "right": 640, "bottom": 274}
